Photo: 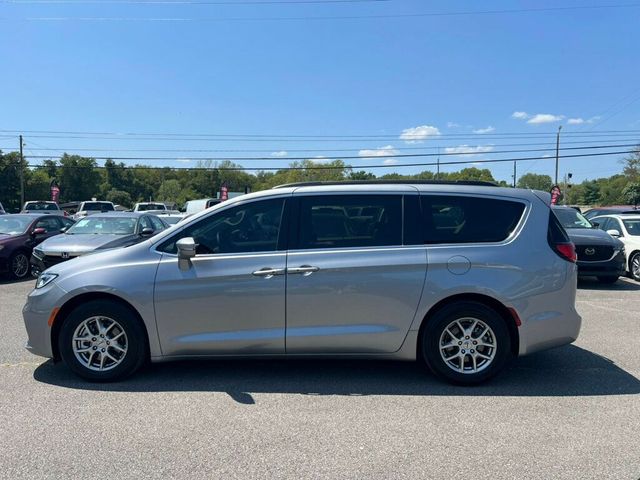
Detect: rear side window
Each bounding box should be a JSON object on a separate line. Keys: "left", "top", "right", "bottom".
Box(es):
{"left": 297, "top": 195, "right": 402, "bottom": 249}
{"left": 421, "top": 195, "right": 525, "bottom": 244}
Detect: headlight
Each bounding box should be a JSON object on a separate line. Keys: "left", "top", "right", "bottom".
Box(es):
{"left": 35, "top": 272, "right": 58, "bottom": 289}
{"left": 33, "top": 248, "right": 44, "bottom": 259}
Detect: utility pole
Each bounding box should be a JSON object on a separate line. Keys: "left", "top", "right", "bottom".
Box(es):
{"left": 554, "top": 125, "right": 562, "bottom": 185}
{"left": 19, "top": 135, "right": 24, "bottom": 208}
{"left": 513, "top": 161, "right": 517, "bottom": 188}
{"left": 436, "top": 147, "right": 440, "bottom": 179}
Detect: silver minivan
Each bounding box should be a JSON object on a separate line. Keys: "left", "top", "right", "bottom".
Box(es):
{"left": 23, "top": 182, "right": 581, "bottom": 385}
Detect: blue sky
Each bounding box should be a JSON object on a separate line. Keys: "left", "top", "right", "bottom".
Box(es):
{"left": 1, "top": 0, "right": 639, "bottom": 184}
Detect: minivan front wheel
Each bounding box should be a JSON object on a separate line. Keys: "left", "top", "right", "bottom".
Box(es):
{"left": 422, "top": 302, "right": 511, "bottom": 385}
{"left": 59, "top": 300, "right": 147, "bottom": 381}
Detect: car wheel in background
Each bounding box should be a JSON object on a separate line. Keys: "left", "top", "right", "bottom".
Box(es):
{"left": 58, "top": 300, "right": 147, "bottom": 381}
{"left": 630, "top": 253, "right": 640, "bottom": 282}
{"left": 421, "top": 301, "right": 511, "bottom": 385}
{"left": 9, "top": 252, "right": 30, "bottom": 279}
{"left": 597, "top": 276, "right": 619, "bottom": 284}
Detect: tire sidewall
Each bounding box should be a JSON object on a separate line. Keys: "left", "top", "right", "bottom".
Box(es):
{"left": 422, "top": 302, "right": 512, "bottom": 385}
{"left": 630, "top": 253, "right": 640, "bottom": 282}
{"left": 10, "top": 251, "right": 30, "bottom": 279}
{"left": 59, "top": 300, "right": 147, "bottom": 381}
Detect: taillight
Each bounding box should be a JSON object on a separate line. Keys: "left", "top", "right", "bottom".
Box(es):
{"left": 555, "top": 243, "right": 577, "bottom": 263}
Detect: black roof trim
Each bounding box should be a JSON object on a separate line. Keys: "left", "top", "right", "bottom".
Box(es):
{"left": 273, "top": 180, "right": 497, "bottom": 189}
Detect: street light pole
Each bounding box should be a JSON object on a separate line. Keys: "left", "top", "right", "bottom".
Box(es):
{"left": 554, "top": 125, "right": 562, "bottom": 185}
{"left": 513, "top": 161, "right": 517, "bottom": 187}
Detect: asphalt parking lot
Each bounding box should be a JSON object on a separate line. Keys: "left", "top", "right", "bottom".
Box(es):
{"left": 1, "top": 277, "right": 639, "bottom": 479}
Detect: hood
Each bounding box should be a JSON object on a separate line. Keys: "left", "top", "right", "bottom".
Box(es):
{"left": 36, "top": 233, "right": 140, "bottom": 255}
{"left": 565, "top": 228, "right": 622, "bottom": 247}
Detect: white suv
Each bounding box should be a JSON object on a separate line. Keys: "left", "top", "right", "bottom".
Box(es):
{"left": 592, "top": 214, "right": 640, "bottom": 281}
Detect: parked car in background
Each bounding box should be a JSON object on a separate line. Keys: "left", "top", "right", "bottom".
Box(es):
{"left": 552, "top": 206, "right": 625, "bottom": 284}
{"left": 592, "top": 214, "right": 640, "bottom": 281}
{"left": 144, "top": 209, "right": 185, "bottom": 226}
{"left": 184, "top": 198, "right": 222, "bottom": 215}
{"left": 23, "top": 181, "right": 581, "bottom": 385}
{"left": 0, "top": 214, "right": 74, "bottom": 279}
{"left": 21, "top": 201, "right": 64, "bottom": 215}
{"left": 133, "top": 202, "right": 167, "bottom": 212}
{"left": 72, "top": 201, "right": 115, "bottom": 220}
{"left": 31, "top": 212, "right": 168, "bottom": 275}
{"left": 583, "top": 205, "right": 639, "bottom": 220}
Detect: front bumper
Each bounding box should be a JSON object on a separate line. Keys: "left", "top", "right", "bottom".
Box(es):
{"left": 576, "top": 250, "right": 626, "bottom": 277}
{"left": 22, "top": 282, "right": 67, "bottom": 359}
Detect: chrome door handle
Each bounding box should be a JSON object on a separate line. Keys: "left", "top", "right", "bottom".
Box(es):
{"left": 287, "top": 265, "right": 320, "bottom": 276}
{"left": 252, "top": 267, "right": 285, "bottom": 278}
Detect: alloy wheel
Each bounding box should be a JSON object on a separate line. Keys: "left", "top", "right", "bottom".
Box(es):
{"left": 72, "top": 316, "right": 128, "bottom": 371}
{"left": 632, "top": 254, "right": 640, "bottom": 280}
{"left": 439, "top": 317, "right": 497, "bottom": 374}
{"left": 11, "top": 253, "right": 29, "bottom": 278}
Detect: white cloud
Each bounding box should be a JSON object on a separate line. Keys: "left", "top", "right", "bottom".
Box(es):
{"left": 527, "top": 113, "right": 564, "bottom": 124}
{"left": 176, "top": 158, "right": 191, "bottom": 163}
{"left": 444, "top": 145, "right": 494, "bottom": 155}
{"left": 358, "top": 145, "right": 399, "bottom": 158}
{"left": 447, "top": 121, "right": 460, "bottom": 128}
{"left": 383, "top": 158, "right": 398, "bottom": 165}
{"left": 271, "top": 150, "right": 288, "bottom": 157}
{"left": 472, "top": 126, "right": 495, "bottom": 134}
{"left": 512, "top": 111, "right": 529, "bottom": 120}
{"left": 399, "top": 125, "right": 441, "bottom": 143}
{"left": 310, "top": 156, "right": 332, "bottom": 164}
{"left": 567, "top": 116, "right": 600, "bottom": 125}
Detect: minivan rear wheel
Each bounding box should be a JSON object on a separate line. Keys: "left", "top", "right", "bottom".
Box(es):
{"left": 58, "top": 300, "right": 147, "bottom": 381}
{"left": 421, "top": 301, "right": 511, "bottom": 385}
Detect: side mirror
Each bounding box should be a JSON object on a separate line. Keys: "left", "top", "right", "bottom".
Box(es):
{"left": 606, "top": 229, "right": 621, "bottom": 237}
{"left": 176, "top": 237, "right": 198, "bottom": 271}
{"left": 140, "top": 227, "right": 154, "bottom": 237}
{"left": 32, "top": 227, "right": 46, "bottom": 236}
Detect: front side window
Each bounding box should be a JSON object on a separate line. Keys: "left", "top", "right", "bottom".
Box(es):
{"left": 421, "top": 195, "right": 525, "bottom": 244}
{"left": 623, "top": 219, "right": 640, "bottom": 236}
{"left": 297, "top": 195, "right": 402, "bottom": 249}
{"left": 159, "top": 198, "right": 284, "bottom": 255}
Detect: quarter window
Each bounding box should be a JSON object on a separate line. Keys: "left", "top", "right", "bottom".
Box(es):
{"left": 421, "top": 195, "right": 525, "bottom": 244}
{"left": 159, "top": 199, "right": 284, "bottom": 255}
{"left": 35, "top": 217, "right": 61, "bottom": 232}
{"left": 297, "top": 195, "right": 402, "bottom": 249}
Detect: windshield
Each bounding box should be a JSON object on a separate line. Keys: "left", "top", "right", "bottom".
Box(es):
{"left": 82, "top": 202, "right": 114, "bottom": 212}
{"left": 137, "top": 203, "right": 165, "bottom": 211}
{"left": 554, "top": 208, "right": 593, "bottom": 229}
{"left": 67, "top": 217, "right": 136, "bottom": 235}
{"left": 25, "top": 202, "right": 59, "bottom": 211}
{"left": 623, "top": 219, "right": 640, "bottom": 236}
{"left": 0, "top": 216, "right": 31, "bottom": 235}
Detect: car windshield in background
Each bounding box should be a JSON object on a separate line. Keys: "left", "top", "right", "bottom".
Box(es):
{"left": 623, "top": 219, "right": 640, "bottom": 236}
{"left": 25, "top": 203, "right": 58, "bottom": 211}
{"left": 138, "top": 204, "right": 165, "bottom": 211}
{"left": 83, "top": 202, "right": 114, "bottom": 212}
{"left": 67, "top": 217, "right": 136, "bottom": 235}
{"left": 0, "top": 216, "right": 31, "bottom": 235}
{"left": 554, "top": 208, "right": 593, "bottom": 229}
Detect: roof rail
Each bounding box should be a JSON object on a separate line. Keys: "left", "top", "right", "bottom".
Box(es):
{"left": 272, "top": 180, "right": 498, "bottom": 189}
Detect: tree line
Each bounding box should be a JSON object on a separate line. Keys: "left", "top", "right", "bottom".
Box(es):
{"left": 1, "top": 149, "right": 639, "bottom": 211}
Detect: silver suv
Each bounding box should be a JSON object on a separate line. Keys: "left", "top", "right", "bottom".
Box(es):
{"left": 23, "top": 182, "right": 581, "bottom": 385}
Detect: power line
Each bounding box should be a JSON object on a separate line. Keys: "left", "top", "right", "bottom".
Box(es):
{"left": 2, "top": 0, "right": 387, "bottom": 3}
{"left": 19, "top": 143, "right": 640, "bottom": 161}
{"left": 24, "top": 149, "right": 638, "bottom": 171}
{"left": 9, "top": 3, "right": 640, "bottom": 21}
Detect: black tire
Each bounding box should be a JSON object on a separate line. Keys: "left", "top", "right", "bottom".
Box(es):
{"left": 58, "top": 300, "right": 147, "bottom": 381}
{"left": 421, "top": 301, "right": 512, "bottom": 385}
{"left": 9, "top": 251, "right": 30, "bottom": 279}
{"left": 597, "top": 276, "right": 619, "bottom": 284}
{"left": 630, "top": 252, "right": 640, "bottom": 282}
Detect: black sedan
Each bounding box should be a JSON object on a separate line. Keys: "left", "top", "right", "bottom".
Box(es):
{"left": 0, "top": 214, "right": 75, "bottom": 279}
{"left": 553, "top": 206, "right": 626, "bottom": 284}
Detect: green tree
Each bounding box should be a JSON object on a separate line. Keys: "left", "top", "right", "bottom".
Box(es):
{"left": 581, "top": 180, "right": 601, "bottom": 205}
{"left": 0, "top": 151, "right": 26, "bottom": 212}
{"left": 621, "top": 148, "right": 640, "bottom": 181}
{"left": 622, "top": 182, "right": 640, "bottom": 206}
{"left": 58, "top": 154, "right": 101, "bottom": 202}
{"left": 25, "top": 168, "right": 52, "bottom": 201}
{"left": 105, "top": 189, "right": 132, "bottom": 208}
{"left": 516, "top": 173, "right": 553, "bottom": 191}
